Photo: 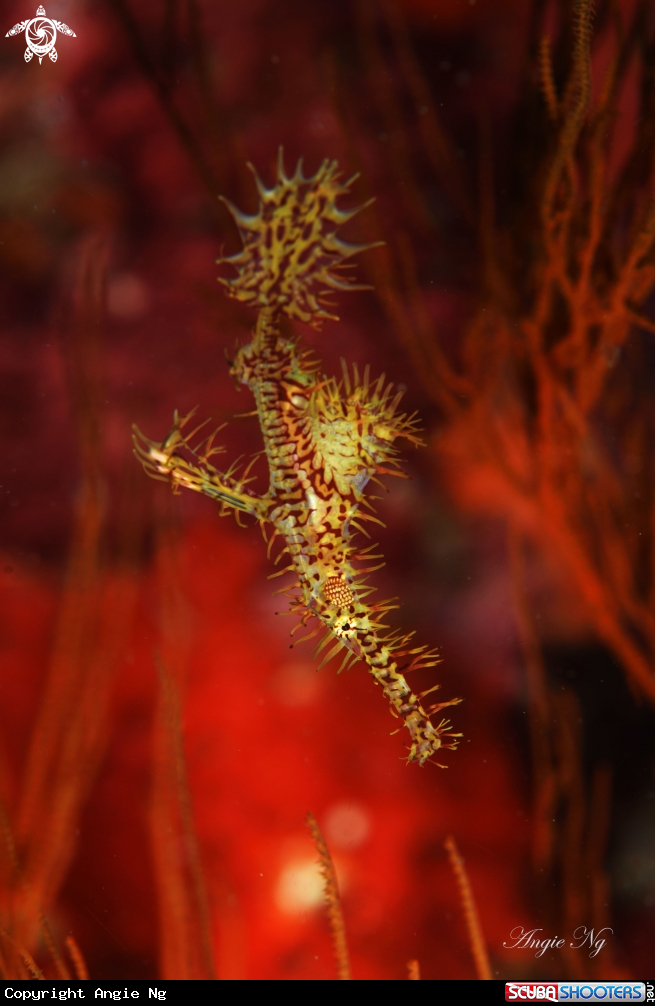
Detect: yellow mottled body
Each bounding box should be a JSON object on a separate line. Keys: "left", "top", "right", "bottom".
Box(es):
{"left": 135, "top": 152, "right": 460, "bottom": 765}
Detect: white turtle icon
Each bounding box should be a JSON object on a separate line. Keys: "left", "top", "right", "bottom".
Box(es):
{"left": 5, "top": 5, "right": 76, "bottom": 64}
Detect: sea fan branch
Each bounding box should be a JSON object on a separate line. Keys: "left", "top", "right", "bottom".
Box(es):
{"left": 306, "top": 813, "right": 351, "bottom": 980}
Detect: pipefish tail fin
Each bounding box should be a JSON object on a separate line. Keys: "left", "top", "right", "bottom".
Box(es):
{"left": 217, "top": 148, "right": 381, "bottom": 326}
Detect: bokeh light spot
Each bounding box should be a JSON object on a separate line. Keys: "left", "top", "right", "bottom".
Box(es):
{"left": 106, "top": 273, "right": 150, "bottom": 319}
{"left": 270, "top": 660, "right": 321, "bottom": 707}
{"left": 274, "top": 858, "right": 324, "bottom": 915}
{"left": 324, "top": 802, "right": 370, "bottom": 850}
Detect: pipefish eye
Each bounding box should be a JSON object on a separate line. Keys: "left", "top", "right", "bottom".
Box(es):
{"left": 342, "top": 623, "right": 351, "bottom": 631}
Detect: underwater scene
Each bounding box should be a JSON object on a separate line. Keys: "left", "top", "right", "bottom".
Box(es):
{"left": 0, "top": 0, "right": 654, "bottom": 982}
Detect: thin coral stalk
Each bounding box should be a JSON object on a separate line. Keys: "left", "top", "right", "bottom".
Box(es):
{"left": 380, "top": 0, "right": 474, "bottom": 224}
{"left": 551, "top": 689, "right": 587, "bottom": 980}
{"left": 542, "top": 0, "right": 595, "bottom": 226}
{"left": 38, "top": 912, "right": 70, "bottom": 981}
{"left": 13, "top": 238, "right": 141, "bottom": 951}
{"left": 407, "top": 958, "right": 421, "bottom": 979}
{"left": 0, "top": 928, "right": 44, "bottom": 980}
{"left": 65, "top": 936, "right": 89, "bottom": 981}
{"left": 509, "top": 530, "right": 556, "bottom": 871}
{"left": 444, "top": 835, "right": 492, "bottom": 980}
{"left": 306, "top": 813, "right": 351, "bottom": 981}
{"left": 105, "top": 0, "right": 221, "bottom": 201}
{"left": 0, "top": 799, "right": 89, "bottom": 979}
{"left": 538, "top": 35, "right": 559, "bottom": 122}
{"left": 150, "top": 496, "right": 215, "bottom": 980}
{"left": 150, "top": 642, "right": 216, "bottom": 981}
{"left": 354, "top": 0, "right": 435, "bottom": 236}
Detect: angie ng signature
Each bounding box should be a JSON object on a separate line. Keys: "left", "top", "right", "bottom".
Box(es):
{"left": 504, "top": 926, "right": 613, "bottom": 959}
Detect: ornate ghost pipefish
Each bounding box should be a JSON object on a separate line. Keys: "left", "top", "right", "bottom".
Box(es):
{"left": 134, "top": 150, "right": 461, "bottom": 766}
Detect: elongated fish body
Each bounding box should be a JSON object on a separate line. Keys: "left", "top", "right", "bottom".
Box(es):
{"left": 135, "top": 151, "right": 460, "bottom": 765}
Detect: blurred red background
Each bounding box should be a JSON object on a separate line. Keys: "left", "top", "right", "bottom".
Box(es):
{"left": 0, "top": 0, "right": 654, "bottom": 981}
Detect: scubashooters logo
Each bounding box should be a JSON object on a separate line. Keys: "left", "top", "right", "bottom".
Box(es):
{"left": 5, "top": 5, "right": 76, "bottom": 64}
{"left": 505, "top": 985, "right": 647, "bottom": 1002}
